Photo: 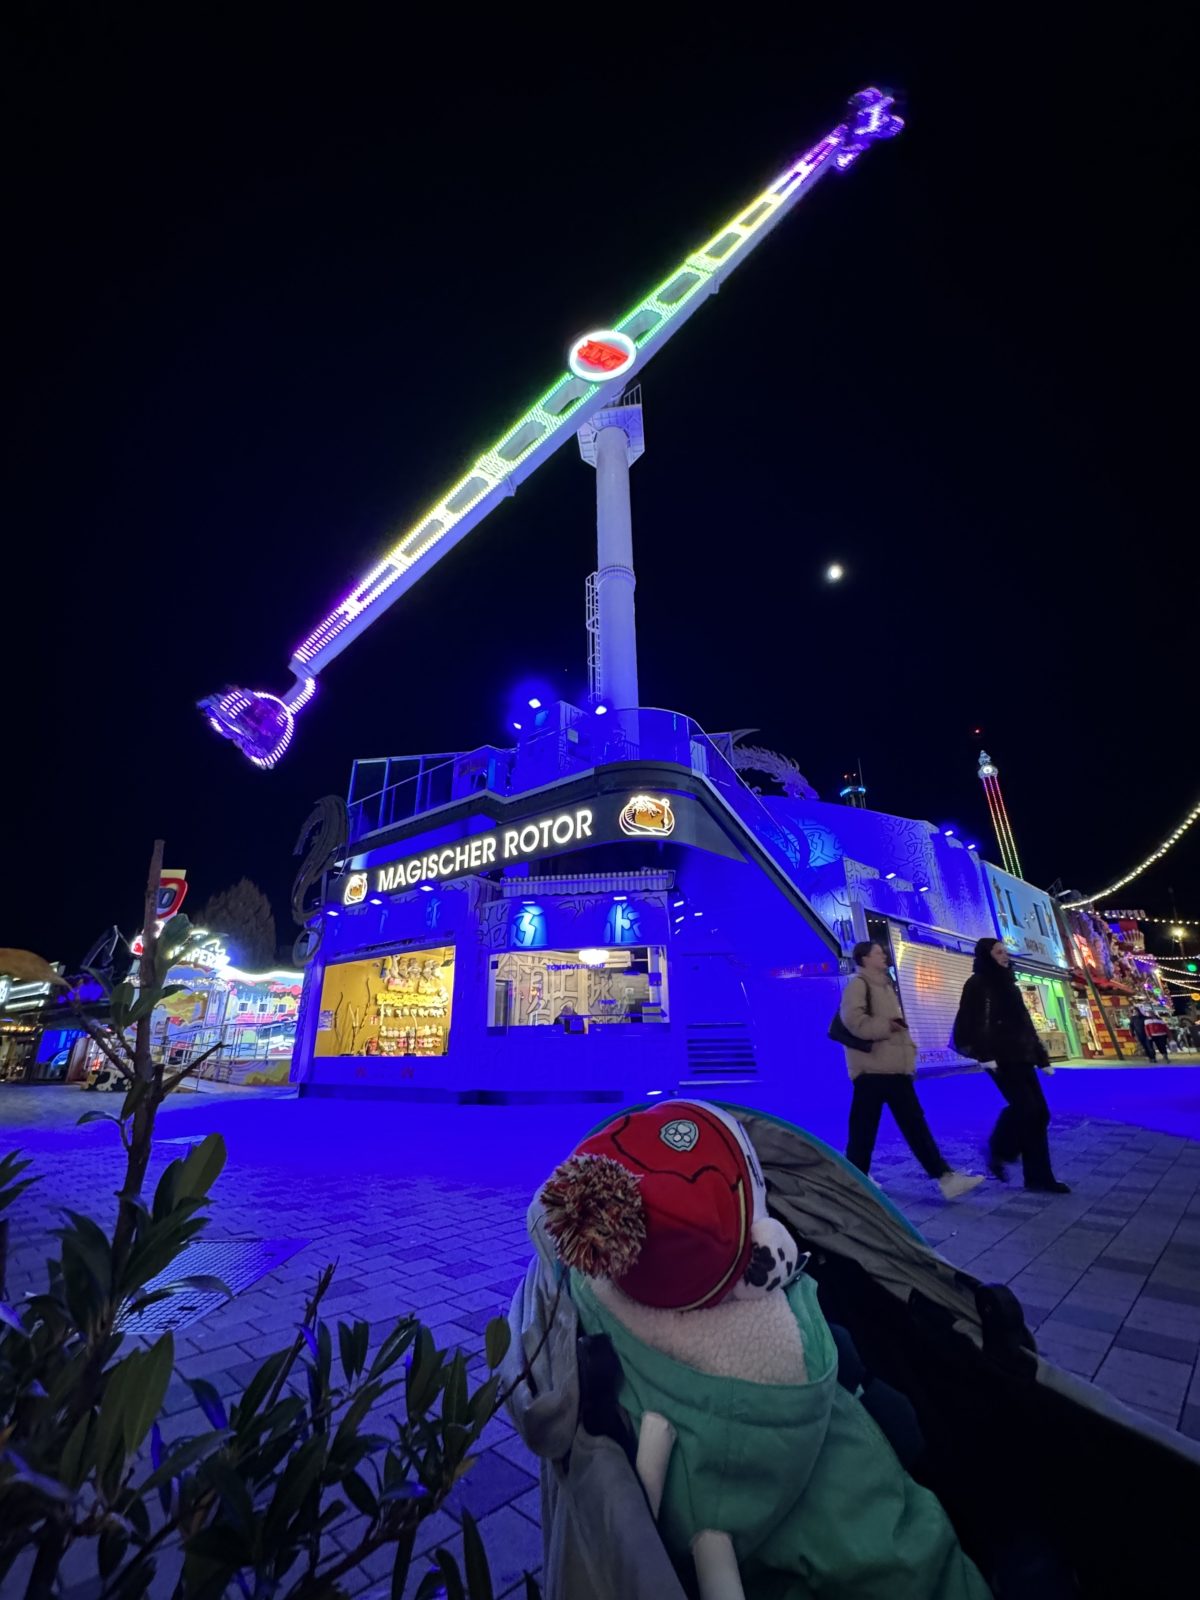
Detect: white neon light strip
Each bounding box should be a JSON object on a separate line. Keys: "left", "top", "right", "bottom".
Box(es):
{"left": 1063, "top": 796, "right": 1200, "bottom": 907}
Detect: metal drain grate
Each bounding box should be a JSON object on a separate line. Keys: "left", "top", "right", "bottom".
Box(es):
{"left": 118, "top": 1238, "right": 308, "bottom": 1335}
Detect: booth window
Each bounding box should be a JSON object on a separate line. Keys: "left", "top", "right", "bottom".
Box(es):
{"left": 315, "top": 948, "right": 454, "bottom": 1058}
{"left": 490, "top": 947, "right": 667, "bottom": 1027}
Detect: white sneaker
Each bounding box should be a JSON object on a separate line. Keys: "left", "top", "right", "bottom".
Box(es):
{"left": 938, "top": 1171, "right": 984, "bottom": 1200}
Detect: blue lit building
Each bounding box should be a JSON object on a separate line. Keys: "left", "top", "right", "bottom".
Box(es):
{"left": 759, "top": 799, "right": 997, "bottom": 1071}
{"left": 290, "top": 700, "right": 1087, "bottom": 1100}
{"left": 760, "top": 798, "right": 1085, "bottom": 1067}
{"left": 292, "top": 707, "right": 844, "bottom": 1103}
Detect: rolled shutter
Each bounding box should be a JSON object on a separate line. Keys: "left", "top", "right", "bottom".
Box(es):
{"left": 891, "top": 929, "right": 976, "bottom": 1071}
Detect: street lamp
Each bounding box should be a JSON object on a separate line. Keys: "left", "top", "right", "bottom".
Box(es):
{"left": 1172, "top": 924, "right": 1187, "bottom": 956}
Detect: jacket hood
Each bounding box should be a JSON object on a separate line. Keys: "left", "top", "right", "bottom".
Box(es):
{"left": 501, "top": 1204, "right": 579, "bottom": 1461}
{"left": 972, "top": 937, "right": 1013, "bottom": 978}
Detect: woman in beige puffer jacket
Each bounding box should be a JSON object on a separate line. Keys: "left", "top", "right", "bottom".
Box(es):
{"left": 841, "top": 941, "right": 982, "bottom": 1199}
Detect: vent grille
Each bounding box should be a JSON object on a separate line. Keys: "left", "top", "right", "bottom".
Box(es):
{"left": 684, "top": 1024, "right": 757, "bottom": 1082}
{"left": 118, "top": 1238, "right": 307, "bottom": 1335}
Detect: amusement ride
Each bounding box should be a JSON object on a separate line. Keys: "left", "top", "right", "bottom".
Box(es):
{"left": 200, "top": 89, "right": 903, "bottom": 768}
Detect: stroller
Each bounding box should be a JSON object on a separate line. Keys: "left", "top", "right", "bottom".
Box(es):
{"left": 503, "top": 1104, "right": 1200, "bottom": 1598}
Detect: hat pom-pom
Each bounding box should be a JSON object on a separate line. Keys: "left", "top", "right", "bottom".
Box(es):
{"left": 540, "top": 1154, "right": 646, "bottom": 1279}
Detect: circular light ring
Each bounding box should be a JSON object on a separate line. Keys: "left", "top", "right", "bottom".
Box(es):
{"left": 206, "top": 687, "right": 296, "bottom": 770}
{"left": 568, "top": 329, "right": 637, "bottom": 382}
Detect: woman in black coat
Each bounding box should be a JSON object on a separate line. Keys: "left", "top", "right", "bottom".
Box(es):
{"left": 953, "top": 936, "right": 1069, "bottom": 1194}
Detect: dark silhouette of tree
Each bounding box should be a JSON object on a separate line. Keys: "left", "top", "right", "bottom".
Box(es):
{"left": 196, "top": 878, "right": 277, "bottom": 970}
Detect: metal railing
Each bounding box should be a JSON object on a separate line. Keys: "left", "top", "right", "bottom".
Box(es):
{"left": 343, "top": 707, "right": 812, "bottom": 892}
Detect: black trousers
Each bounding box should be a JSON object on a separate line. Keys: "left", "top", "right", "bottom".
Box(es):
{"left": 846, "top": 1074, "right": 950, "bottom": 1179}
{"left": 987, "top": 1061, "right": 1055, "bottom": 1187}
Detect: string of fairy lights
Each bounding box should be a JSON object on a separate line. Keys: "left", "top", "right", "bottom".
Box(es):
{"left": 1063, "top": 795, "right": 1200, "bottom": 909}
{"left": 1103, "top": 912, "right": 1200, "bottom": 924}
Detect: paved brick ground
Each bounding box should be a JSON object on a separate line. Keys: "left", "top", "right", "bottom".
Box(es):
{"left": 3, "top": 1095, "right": 545, "bottom": 1599}
{"left": 3, "top": 1073, "right": 1200, "bottom": 1596}
{"left": 867, "top": 1116, "right": 1200, "bottom": 1435}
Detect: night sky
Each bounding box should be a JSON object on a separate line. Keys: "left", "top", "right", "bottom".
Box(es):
{"left": 7, "top": 14, "right": 1196, "bottom": 964}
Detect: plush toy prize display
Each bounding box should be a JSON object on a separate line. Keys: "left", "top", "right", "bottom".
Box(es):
{"left": 540, "top": 1101, "right": 991, "bottom": 1600}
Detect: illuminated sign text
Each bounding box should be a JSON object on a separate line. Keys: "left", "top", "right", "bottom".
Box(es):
{"left": 357, "top": 808, "right": 595, "bottom": 899}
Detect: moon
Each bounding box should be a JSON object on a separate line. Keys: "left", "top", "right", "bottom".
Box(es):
{"left": 825, "top": 563, "right": 845, "bottom": 582}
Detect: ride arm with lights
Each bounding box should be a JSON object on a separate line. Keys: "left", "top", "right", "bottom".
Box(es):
{"left": 201, "top": 90, "right": 902, "bottom": 768}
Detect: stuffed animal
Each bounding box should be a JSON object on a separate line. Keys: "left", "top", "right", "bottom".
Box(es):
{"left": 540, "top": 1100, "right": 991, "bottom": 1600}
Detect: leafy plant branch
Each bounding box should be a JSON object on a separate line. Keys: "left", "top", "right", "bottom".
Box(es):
{"left": 1, "top": 843, "right": 545, "bottom": 1599}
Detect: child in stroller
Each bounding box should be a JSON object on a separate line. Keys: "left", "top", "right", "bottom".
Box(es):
{"left": 504, "top": 1101, "right": 1200, "bottom": 1598}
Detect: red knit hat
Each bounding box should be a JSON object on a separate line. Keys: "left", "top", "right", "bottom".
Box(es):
{"left": 541, "top": 1101, "right": 764, "bottom": 1311}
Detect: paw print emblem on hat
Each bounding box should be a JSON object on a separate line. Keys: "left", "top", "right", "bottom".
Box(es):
{"left": 659, "top": 1118, "right": 699, "bottom": 1153}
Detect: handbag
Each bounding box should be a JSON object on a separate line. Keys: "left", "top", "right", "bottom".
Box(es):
{"left": 829, "top": 976, "right": 874, "bottom": 1054}
{"left": 952, "top": 982, "right": 990, "bottom": 1060}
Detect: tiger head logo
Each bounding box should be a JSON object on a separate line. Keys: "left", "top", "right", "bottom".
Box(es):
{"left": 619, "top": 796, "right": 676, "bottom": 838}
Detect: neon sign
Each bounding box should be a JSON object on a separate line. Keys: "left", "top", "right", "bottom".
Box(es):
{"left": 606, "top": 901, "right": 640, "bottom": 944}
{"left": 156, "top": 871, "right": 188, "bottom": 919}
{"left": 620, "top": 796, "right": 676, "bottom": 838}
{"left": 514, "top": 905, "right": 547, "bottom": 949}
{"left": 568, "top": 329, "right": 636, "bottom": 381}
{"left": 352, "top": 807, "right": 595, "bottom": 898}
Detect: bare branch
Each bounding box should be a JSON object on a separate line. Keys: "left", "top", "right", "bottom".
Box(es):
{"left": 161, "top": 1042, "right": 228, "bottom": 1095}
{"left": 71, "top": 1011, "right": 135, "bottom": 1082}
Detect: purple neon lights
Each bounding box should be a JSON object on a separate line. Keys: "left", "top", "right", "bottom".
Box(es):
{"left": 834, "top": 88, "right": 903, "bottom": 170}
{"left": 200, "top": 678, "right": 315, "bottom": 769}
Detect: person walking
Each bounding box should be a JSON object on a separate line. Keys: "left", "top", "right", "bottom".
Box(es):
{"left": 953, "top": 937, "right": 1069, "bottom": 1194}
{"left": 1144, "top": 1014, "right": 1171, "bottom": 1061}
{"left": 841, "top": 940, "right": 983, "bottom": 1199}
{"left": 1129, "top": 1007, "right": 1154, "bottom": 1063}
